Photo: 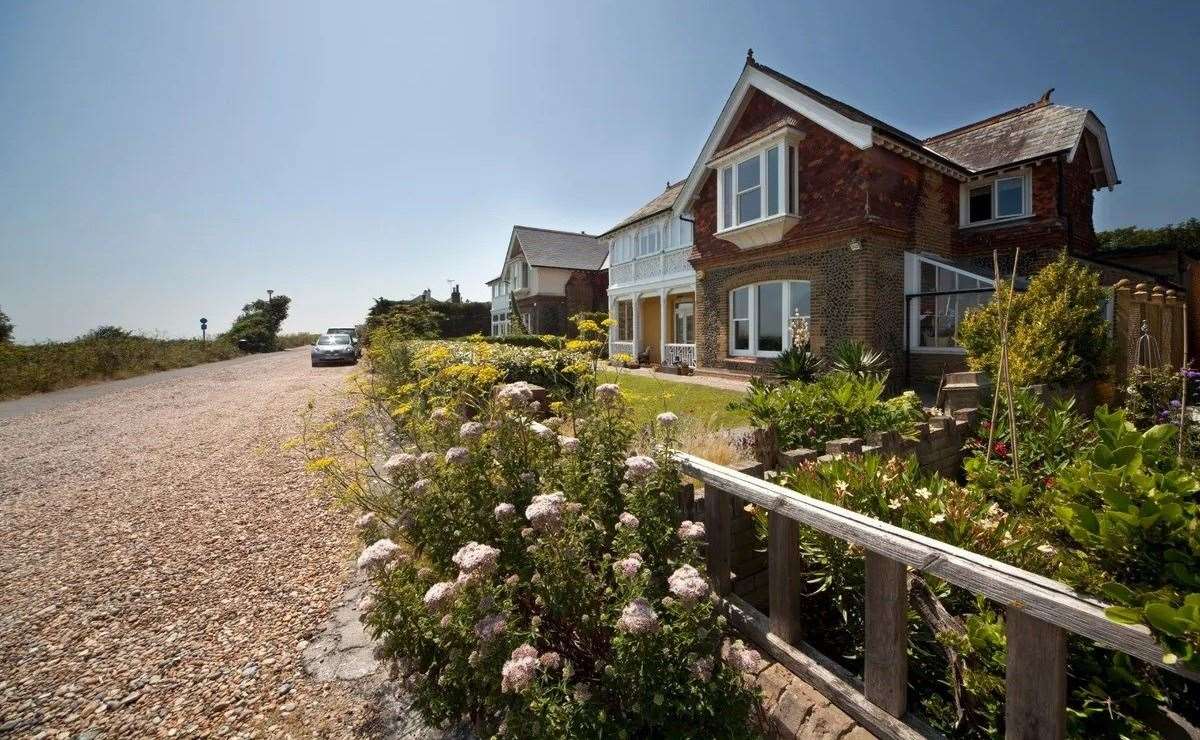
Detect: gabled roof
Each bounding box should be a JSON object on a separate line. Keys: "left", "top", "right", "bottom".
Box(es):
{"left": 505, "top": 226, "right": 608, "bottom": 272}
{"left": 600, "top": 180, "right": 685, "bottom": 237}
{"left": 924, "top": 99, "right": 1118, "bottom": 185}
{"left": 678, "top": 53, "right": 1119, "bottom": 208}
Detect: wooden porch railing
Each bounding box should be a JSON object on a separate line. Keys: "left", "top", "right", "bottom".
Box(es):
{"left": 673, "top": 451, "right": 1200, "bottom": 740}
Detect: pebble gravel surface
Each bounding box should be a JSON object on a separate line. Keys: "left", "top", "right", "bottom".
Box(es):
{"left": 0, "top": 350, "right": 371, "bottom": 738}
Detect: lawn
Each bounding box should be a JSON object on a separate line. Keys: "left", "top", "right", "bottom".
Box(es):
{"left": 598, "top": 369, "right": 748, "bottom": 429}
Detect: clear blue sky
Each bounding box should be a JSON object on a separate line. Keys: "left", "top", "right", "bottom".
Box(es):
{"left": 2, "top": 0, "right": 1196, "bottom": 341}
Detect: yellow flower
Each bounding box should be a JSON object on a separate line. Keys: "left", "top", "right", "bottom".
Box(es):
{"left": 305, "top": 457, "right": 337, "bottom": 472}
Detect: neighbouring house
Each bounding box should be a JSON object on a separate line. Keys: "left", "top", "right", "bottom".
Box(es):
{"left": 488, "top": 226, "right": 609, "bottom": 336}
{"left": 610, "top": 51, "right": 1127, "bottom": 383}
{"left": 601, "top": 182, "right": 697, "bottom": 366}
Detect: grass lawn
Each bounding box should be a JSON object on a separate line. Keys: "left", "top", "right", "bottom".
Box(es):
{"left": 599, "top": 369, "right": 748, "bottom": 429}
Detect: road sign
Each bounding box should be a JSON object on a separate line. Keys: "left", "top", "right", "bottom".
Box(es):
{"left": 201, "top": 317, "right": 208, "bottom": 342}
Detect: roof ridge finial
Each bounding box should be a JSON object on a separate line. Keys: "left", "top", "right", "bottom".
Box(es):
{"left": 746, "top": 48, "right": 755, "bottom": 64}
{"left": 1039, "top": 87, "right": 1055, "bottom": 105}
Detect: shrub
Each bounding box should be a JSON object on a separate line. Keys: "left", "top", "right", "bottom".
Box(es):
{"left": 957, "top": 253, "right": 1110, "bottom": 386}
{"left": 0, "top": 307, "right": 12, "bottom": 344}
{"left": 1122, "top": 364, "right": 1200, "bottom": 460}
{"left": 223, "top": 294, "right": 292, "bottom": 352}
{"left": 734, "top": 371, "right": 924, "bottom": 450}
{"left": 303, "top": 373, "right": 761, "bottom": 737}
{"left": 827, "top": 339, "right": 887, "bottom": 379}
{"left": 466, "top": 334, "right": 566, "bottom": 350}
{"left": 770, "top": 343, "right": 824, "bottom": 383}
{"left": 277, "top": 332, "right": 320, "bottom": 349}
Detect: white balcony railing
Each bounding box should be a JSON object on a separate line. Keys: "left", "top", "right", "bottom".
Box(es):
{"left": 663, "top": 343, "right": 696, "bottom": 367}
{"left": 609, "top": 248, "right": 694, "bottom": 290}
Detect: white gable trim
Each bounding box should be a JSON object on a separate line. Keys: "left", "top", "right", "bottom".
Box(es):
{"left": 1068, "top": 112, "right": 1119, "bottom": 190}
{"left": 677, "top": 65, "right": 875, "bottom": 209}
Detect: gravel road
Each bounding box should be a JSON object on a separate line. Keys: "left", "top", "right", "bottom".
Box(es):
{"left": 0, "top": 350, "right": 372, "bottom": 738}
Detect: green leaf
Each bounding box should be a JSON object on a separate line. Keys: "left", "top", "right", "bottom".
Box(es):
{"left": 1100, "top": 582, "right": 1138, "bottom": 606}
{"left": 1105, "top": 606, "right": 1144, "bottom": 625}
{"left": 1144, "top": 603, "right": 1187, "bottom": 637}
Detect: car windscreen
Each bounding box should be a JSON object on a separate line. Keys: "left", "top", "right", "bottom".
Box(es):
{"left": 317, "top": 335, "right": 351, "bottom": 345}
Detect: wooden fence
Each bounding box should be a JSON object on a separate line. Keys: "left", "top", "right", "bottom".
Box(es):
{"left": 673, "top": 451, "right": 1199, "bottom": 740}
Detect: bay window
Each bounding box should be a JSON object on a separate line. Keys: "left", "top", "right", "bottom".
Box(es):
{"left": 961, "top": 170, "right": 1031, "bottom": 226}
{"left": 729, "top": 281, "right": 812, "bottom": 357}
{"left": 714, "top": 129, "right": 802, "bottom": 235}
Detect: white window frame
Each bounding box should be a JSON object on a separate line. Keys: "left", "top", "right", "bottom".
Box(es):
{"left": 904, "top": 253, "right": 994, "bottom": 353}
{"left": 728, "top": 281, "right": 812, "bottom": 358}
{"left": 959, "top": 168, "right": 1033, "bottom": 227}
{"left": 714, "top": 128, "right": 803, "bottom": 234}
{"left": 673, "top": 301, "right": 695, "bottom": 344}
{"left": 616, "top": 300, "right": 634, "bottom": 342}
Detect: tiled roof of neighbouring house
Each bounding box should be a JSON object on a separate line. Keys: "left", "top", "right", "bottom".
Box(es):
{"left": 923, "top": 100, "right": 1091, "bottom": 173}
{"left": 601, "top": 180, "right": 685, "bottom": 236}
{"left": 512, "top": 226, "right": 608, "bottom": 271}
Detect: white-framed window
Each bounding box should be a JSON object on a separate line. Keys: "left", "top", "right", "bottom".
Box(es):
{"left": 729, "top": 281, "right": 811, "bottom": 357}
{"left": 615, "top": 300, "right": 634, "bottom": 342}
{"left": 715, "top": 135, "right": 800, "bottom": 233}
{"left": 673, "top": 301, "right": 695, "bottom": 344}
{"left": 904, "top": 253, "right": 994, "bottom": 351}
{"left": 960, "top": 170, "right": 1032, "bottom": 226}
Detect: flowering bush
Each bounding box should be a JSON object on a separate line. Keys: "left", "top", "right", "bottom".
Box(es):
{"left": 308, "top": 334, "right": 761, "bottom": 736}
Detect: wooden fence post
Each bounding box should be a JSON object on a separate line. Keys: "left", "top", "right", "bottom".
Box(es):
{"left": 1005, "top": 608, "right": 1066, "bottom": 740}
{"left": 864, "top": 552, "right": 908, "bottom": 718}
{"left": 676, "top": 482, "right": 695, "bottom": 523}
{"left": 768, "top": 511, "right": 802, "bottom": 644}
{"left": 704, "top": 483, "right": 732, "bottom": 596}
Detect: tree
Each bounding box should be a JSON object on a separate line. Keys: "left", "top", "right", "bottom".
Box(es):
{"left": 224, "top": 294, "right": 292, "bottom": 353}
{"left": 1098, "top": 217, "right": 1200, "bottom": 251}
{"left": 507, "top": 294, "right": 528, "bottom": 335}
{"left": 0, "top": 307, "right": 12, "bottom": 344}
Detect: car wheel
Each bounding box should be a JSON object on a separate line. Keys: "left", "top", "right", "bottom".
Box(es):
{"left": 311, "top": 361, "right": 319, "bottom": 367}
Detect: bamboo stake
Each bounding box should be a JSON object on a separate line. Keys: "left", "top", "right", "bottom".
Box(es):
{"left": 1180, "top": 307, "right": 1189, "bottom": 462}
{"left": 1004, "top": 249, "right": 1022, "bottom": 483}
{"left": 985, "top": 252, "right": 1005, "bottom": 463}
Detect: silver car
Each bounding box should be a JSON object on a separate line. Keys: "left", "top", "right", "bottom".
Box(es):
{"left": 311, "top": 333, "right": 358, "bottom": 367}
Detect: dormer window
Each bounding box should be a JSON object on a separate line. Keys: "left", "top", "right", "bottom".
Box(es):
{"left": 711, "top": 126, "right": 803, "bottom": 249}
{"left": 961, "top": 169, "right": 1032, "bottom": 226}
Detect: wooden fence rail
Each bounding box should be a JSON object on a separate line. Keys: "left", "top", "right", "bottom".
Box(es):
{"left": 674, "top": 451, "right": 1199, "bottom": 740}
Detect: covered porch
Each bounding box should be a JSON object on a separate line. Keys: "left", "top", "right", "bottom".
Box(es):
{"left": 609, "top": 285, "right": 697, "bottom": 368}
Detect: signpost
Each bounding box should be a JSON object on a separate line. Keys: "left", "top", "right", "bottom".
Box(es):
{"left": 200, "top": 317, "right": 208, "bottom": 342}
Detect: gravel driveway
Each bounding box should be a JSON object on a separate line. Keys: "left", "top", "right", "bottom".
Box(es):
{"left": 0, "top": 350, "right": 370, "bottom": 738}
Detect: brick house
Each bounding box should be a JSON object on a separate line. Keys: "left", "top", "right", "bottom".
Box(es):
{"left": 608, "top": 52, "right": 1119, "bottom": 383}
{"left": 487, "top": 226, "right": 609, "bottom": 336}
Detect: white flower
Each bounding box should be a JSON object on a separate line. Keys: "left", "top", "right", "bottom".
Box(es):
{"left": 459, "top": 421, "right": 485, "bottom": 440}
{"left": 914, "top": 487, "right": 933, "bottom": 500}
{"left": 928, "top": 513, "right": 946, "bottom": 524}
{"left": 1037, "top": 543, "right": 1057, "bottom": 555}
{"left": 494, "top": 502, "right": 516, "bottom": 520}
{"left": 624, "top": 455, "right": 658, "bottom": 482}
{"left": 452, "top": 542, "right": 501, "bottom": 576}
{"left": 525, "top": 492, "right": 566, "bottom": 532}
{"left": 887, "top": 498, "right": 902, "bottom": 510}
{"left": 423, "top": 581, "right": 459, "bottom": 612}
{"left": 356, "top": 539, "right": 401, "bottom": 570}
{"left": 656, "top": 411, "right": 678, "bottom": 427}
{"left": 677, "top": 520, "right": 705, "bottom": 541}
{"left": 616, "top": 597, "right": 660, "bottom": 635}
{"left": 667, "top": 565, "right": 710, "bottom": 603}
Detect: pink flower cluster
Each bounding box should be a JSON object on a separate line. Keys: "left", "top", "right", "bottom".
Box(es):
{"left": 616, "top": 597, "right": 661, "bottom": 635}
{"left": 624, "top": 455, "right": 658, "bottom": 482}
{"left": 501, "top": 644, "right": 539, "bottom": 693}
{"left": 423, "top": 581, "right": 459, "bottom": 612}
{"left": 595, "top": 383, "right": 620, "bottom": 402}
{"left": 656, "top": 411, "right": 678, "bottom": 427}
{"left": 473, "top": 613, "right": 507, "bottom": 643}
{"left": 557, "top": 435, "right": 579, "bottom": 453}
{"left": 497, "top": 382, "right": 535, "bottom": 407}
{"left": 444, "top": 446, "right": 469, "bottom": 465}
{"left": 690, "top": 655, "right": 714, "bottom": 682}
{"left": 430, "top": 407, "right": 452, "bottom": 424}
{"left": 617, "top": 512, "right": 639, "bottom": 530}
{"left": 459, "top": 421, "right": 484, "bottom": 440}
{"left": 525, "top": 492, "right": 566, "bottom": 533}
{"left": 667, "top": 565, "right": 710, "bottom": 603}
{"left": 355, "top": 512, "right": 376, "bottom": 530}
{"left": 613, "top": 553, "right": 643, "bottom": 578}
{"left": 722, "top": 639, "right": 762, "bottom": 673}
{"left": 452, "top": 542, "right": 500, "bottom": 578}
{"left": 677, "top": 520, "right": 705, "bottom": 541}
{"left": 493, "top": 502, "right": 516, "bottom": 521}
{"left": 357, "top": 538, "right": 401, "bottom": 571}
{"left": 417, "top": 451, "right": 438, "bottom": 467}
{"left": 382, "top": 452, "right": 416, "bottom": 477}
{"left": 538, "top": 651, "right": 562, "bottom": 670}
{"left": 410, "top": 478, "right": 431, "bottom": 495}
{"left": 529, "top": 422, "right": 555, "bottom": 440}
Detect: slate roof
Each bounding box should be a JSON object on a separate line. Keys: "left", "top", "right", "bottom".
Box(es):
{"left": 511, "top": 226, "right": 608, "bottom": 271}
{"left": 923, "top": 101, "right": 1091, "bottom": 173}
{"left": 601, "top": 180, "right": 685, "bottom": 236}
